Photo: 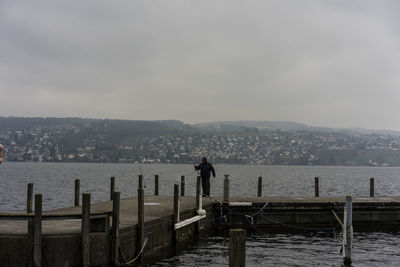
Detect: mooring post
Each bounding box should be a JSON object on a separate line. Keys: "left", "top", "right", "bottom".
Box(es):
{"left": 110, "top": 176, "right": 115, "bottom": 201}
{"left": 370, "top": 178, "right": 374, "bottom": 197}
{"left": 137, "top": 175, "right": 144, "bottom": 263}
{"left": 343, "top": 196, "right": 353, "bottom": 266}
{"left": 82, "top": 193, "right": 91, "bottom": 267}
{"left": 33, "top": 194, "right": 42, "bottom": 267}
{"left": 195, "top": 176, "right": 201, "bottom": 235}
{"left": 196, "top": 176, "right": 201, "bottom": 210}
{"left": 181, "top": 176, "right": 185, "bottom": 196}
{"left": 111, "top": 191, "right": 120, "bottom": 267}
{"left": 314, "top": 177, "right": 319, "bottom": 197}
{"left": 173, "top": 184, "right": 180, "bottom": 244}
{"left": 155, "top": 174, "right": 159, "bottom": 196}
{"left": 224, "top": 175, "right": 230, "bottom": 202}
{"left": 74, "top": 179, "right": 80, "bottom": 207}
{"left": 257, "top": 177, "right": 262, "bottom": 197}
{"left": 229, "top": 229, "right": 246, "bottom": 267}
{"left": 27, "top": 183, "right": 33, "bottom": 213}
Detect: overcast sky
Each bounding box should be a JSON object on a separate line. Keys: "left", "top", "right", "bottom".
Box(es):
{"left": 1, "top": 1, "right": 400, "bottom": 130}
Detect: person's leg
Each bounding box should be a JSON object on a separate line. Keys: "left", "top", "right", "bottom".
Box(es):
{"left": 203, "top": 177, "right": 210, "bottom": 197}
{"left": 201, "top": 176, "right": 208, "bottom": 197}
{"left": 206, "top": 177, "right": 210, "bottom": 197}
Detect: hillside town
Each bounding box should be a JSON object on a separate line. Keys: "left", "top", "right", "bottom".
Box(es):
{"left": 1, "top": 122, "right": 400, "bottom": 166}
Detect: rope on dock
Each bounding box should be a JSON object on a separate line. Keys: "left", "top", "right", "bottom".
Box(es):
{"left": 119, "top": 236, "right": 149, "bottom": 265}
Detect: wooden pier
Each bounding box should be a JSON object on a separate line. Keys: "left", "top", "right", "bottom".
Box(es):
{"left": 1, "top": 176, "right": 400, "bottom": 266}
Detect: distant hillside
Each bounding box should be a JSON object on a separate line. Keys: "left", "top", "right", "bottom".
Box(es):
{"left": 1, "top": 116, "right": 400, "bottom": 165}
{"left": 194, "top": 120, "right": 400, "bottom": 136}
{"left": 194, "top": 121, "right": 314, "bottom": 131}
{"left": 0, "top": 117, "right": 194, "bottom": 136}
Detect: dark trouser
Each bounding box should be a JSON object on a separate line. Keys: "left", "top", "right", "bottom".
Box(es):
{"left": 201, "top": 176, "right": 210, "bottom": 197}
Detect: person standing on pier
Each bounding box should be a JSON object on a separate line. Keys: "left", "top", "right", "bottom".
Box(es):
{"left": 195, "top": 157, "right": 216, "bottom": 197}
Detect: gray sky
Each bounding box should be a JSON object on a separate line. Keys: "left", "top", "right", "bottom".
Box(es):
{"left": 1, "top": 0, "right": 400, "bottom": 130}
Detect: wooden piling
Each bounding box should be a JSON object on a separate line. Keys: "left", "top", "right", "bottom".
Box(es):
{"left": 196, "top": 176, "right": 201, "bottom": 210}
{"left": 370, "top": 178, "right": 374, "bottom": 197}
{"left": 224, "top": 175, "right": 230, "bottom": 202}
{"left": 229, "top": 229, "right": 246, "bottom": 267}
{"left": 154, "top": 175, "right": 159, "bottom": 196}
{"left": 82, "top": 193, "right": 91, "bottom": 267}
{"left": 33, "top": 194, "right": 42, "bottom": 267}
{"left": 314, "top": 177, "right": 319, "bottom": 197}
{"left": 181, "top": 176, "right": 185, "bottom": 196}
{"left": 257, "top": 177, "right": 262, "bottom": 197}
{"left": 110, "top": 176, "right": 115, "bottom": 201}
{"left": 343, "top": 196, "right": 353, "bottom": 266}
{"left": 173, "top": 184, "right": 180, "bottom": 244}
{"left": 195, "top": 176, "right": 201, "bottom": 235}
{"left": 137, "top": 175, "right": 144, "bottom": 263}
{"left": 74, "top": 179, "right": 80, "bottom": 207}
{"left": 27, "top": 183, "right": 33, "bottom": 214}
{"left": 111, "top": 191, "right": 120, "bottom": 267}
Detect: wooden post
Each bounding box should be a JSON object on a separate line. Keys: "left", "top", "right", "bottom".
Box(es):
{"left": 111, "top": 192, "right": 120, "bottom": 267}
{"left": 137, "top": 175, "right": 144, "bottom": 263}
{"left": 343, "top": 196, "right": 353, "bottom": 266}
{"left": 195, "top": 176, "right": 201, "bottom": 235}
{"left": 82, "top": 193, "right": 91, "bottom": 267}
{"left": 181, "top": 176, "right": 185, "bottom": 196}
{"left": 74, "top": 179, "right": 80, "bottom": 207}
{"left": 224, "top": 175, "right": 230, "bottom": 202}
{"left": 154, "top": 175, "right": 159, "bottom": 196}
{"left": 229, "top": 229, "right": 246, "bottom": 267}
{"left": 27, "top": 183, "right": 33, "bottom": 213}
{"left": 257, "top": 177, "right": 262, "bottom": 197}
{"left": 314, "top": 177, "right": 319, "bottom": 197}
{"left": 196, "top": 176, "right": 201, "bottom": 211}
{"left": 33, "top": 194, "right": 42, "bottom": 267}
{"left": 173, "top": 184, "right": 180, "bottom": 244}
{"left": 110, "top": 176, "right": 115, "bottom": 201}
{"left": 370, "top": 178, "right": 374, "bottom": 197}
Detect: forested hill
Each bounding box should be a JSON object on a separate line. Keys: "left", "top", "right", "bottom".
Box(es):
{"left": 1, "top": 117, "right": 400, "bottom": 166}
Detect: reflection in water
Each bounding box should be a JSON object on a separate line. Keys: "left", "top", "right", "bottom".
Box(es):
{"left": 152, "top": 232, "right": 400, "bottom": 267}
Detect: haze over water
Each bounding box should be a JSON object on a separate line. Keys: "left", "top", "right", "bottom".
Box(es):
{"left": 1, "top": 163, "right": 400, "bottom": 266}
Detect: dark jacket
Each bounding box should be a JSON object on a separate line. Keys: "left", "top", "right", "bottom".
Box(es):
{"left": 195, "top": 162, "right": 216, "bottom": 179}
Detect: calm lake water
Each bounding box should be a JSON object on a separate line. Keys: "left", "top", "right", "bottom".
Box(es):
{"left": 1, "top": 162, "right": 400, "bottom": 266}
